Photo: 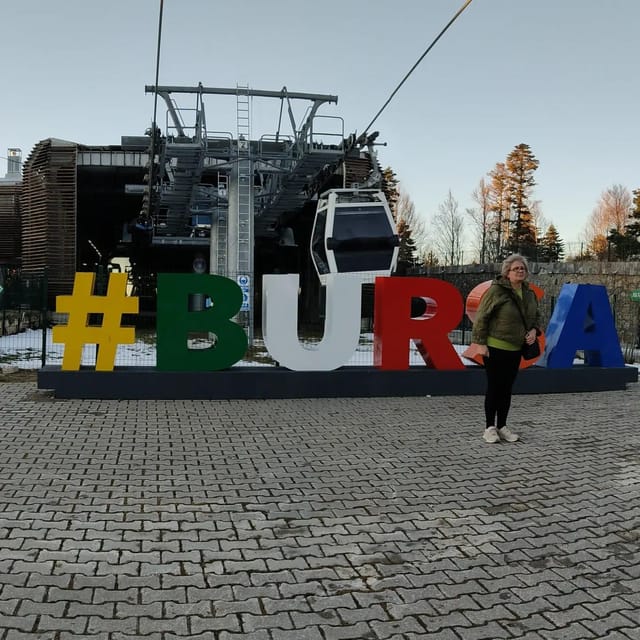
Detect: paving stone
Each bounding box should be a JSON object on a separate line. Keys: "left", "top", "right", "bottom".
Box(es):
{"left": 581, "top": 611, "right": 639, "bottom": 636}
{"left": 320, "top": 621, "right": 377, "bottom": 639}
{"left": 278, "top": 580, "right": 325, "bottom": 598}
{"left": 452, "top": 620, "right": 512, "bottom": 639}
{"left": 190, "top": 613, "right": 242, "bottom": 634}
{"left": 37, "top": 615, "right": 89, "bottom": 634}
{"left": 85, "top": 617, "right": 137, "bottom": 634}
{"left": 16, "top": 601, "right": 66, "bottom": 617}
{"left": 5, "top": 632, "right": 58, "bottom": 640}
{"left": 339, "top": 603, "right": 389, "bottom": 624}
{"left": 2, "top": 384, "right": 640, "bottom": 640}
{"left": 270, "top": 630, "right": 324, "bottom": 640}
{"left": 0, "top": 615, "right": 38, "bottom": 632}
{"left": 370, "top": 617, "right": 426, "bottom": 637}
{"left": 218, "top": 631, "right": 269, "bottom": 640}
{"left": 139, "top": 616, "right": 189, "bottom": 635}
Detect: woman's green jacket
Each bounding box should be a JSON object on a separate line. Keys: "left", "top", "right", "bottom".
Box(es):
{"left": 471, "top": 277, "right": 542, "bottom": 347}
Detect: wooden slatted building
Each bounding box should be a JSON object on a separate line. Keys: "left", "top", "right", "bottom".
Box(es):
{"left": 20, "top": 139, "right": 78, "bottom": 299}
{"left": 0, "top": 182, "right": 21, "bottom": 264}
{"left": 17, "top": 137, "right": 148, "bottom": 304}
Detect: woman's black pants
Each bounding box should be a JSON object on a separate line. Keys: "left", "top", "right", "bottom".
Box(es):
{"left": 482, "top": 346, "right": 522, "bottom": 429}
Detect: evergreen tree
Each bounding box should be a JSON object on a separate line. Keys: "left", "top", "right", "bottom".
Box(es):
{"left": 538, "top": 224, "right": 565, "bottom": 262}
{"left": 381, "top": 167, "right": 399, "bottom": 214}
{"left": 606, "top": 228, "right": 639, "bottom": 260}
{"left": 504, "top": 143, "right": 539, "bottom": 258}
{"left": 381, "top": 166, "right": 420, "bottom": 273}
{"left": 624, "top": 188, "right": 640, "bottom": 240}
{"left": 395, "top": 218, "right": 417, "bottom": 273}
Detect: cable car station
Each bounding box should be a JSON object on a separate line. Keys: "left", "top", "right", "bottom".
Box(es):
{"left": 12, "top": 84, "right": 389, "bottom": 338}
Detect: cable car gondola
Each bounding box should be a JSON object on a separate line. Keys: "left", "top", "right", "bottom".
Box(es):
{"left": 310, "top": 189, "right": 399, "bottom": 285}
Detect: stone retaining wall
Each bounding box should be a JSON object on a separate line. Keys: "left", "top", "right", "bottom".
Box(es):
{"left": 419, "top": 262, "right": 640, "bottom": 354}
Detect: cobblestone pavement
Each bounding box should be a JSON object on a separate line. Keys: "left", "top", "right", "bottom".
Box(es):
{"left": 1, "top": 381, "right": 640, "bottom": 640}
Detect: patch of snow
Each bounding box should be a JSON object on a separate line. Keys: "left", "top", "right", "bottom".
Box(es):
{"left": 1, "top": 329, "right": 637, "bottom": 370}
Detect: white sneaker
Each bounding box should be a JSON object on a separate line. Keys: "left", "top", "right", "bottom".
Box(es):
{"left": 483, "top": 426, "right": 500, "bottom": 443}
{"left": 498, "top": 426, "right": 519, "bottom": 442}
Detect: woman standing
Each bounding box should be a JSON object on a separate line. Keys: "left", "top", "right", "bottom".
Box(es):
{"left": 471, "top": 254, "right": 542, "bottom": 444}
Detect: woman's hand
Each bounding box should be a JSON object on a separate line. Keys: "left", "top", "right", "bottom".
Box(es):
{"left": 476, "top": 344, "right": 489, "bottom": 358}
{"left": 525, "top": 329, "right": 537, "bottom": 345}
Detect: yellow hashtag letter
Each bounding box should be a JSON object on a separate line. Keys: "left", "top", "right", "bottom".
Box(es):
{"left": 52, "top": 272, "right": 139, "bottom": 371}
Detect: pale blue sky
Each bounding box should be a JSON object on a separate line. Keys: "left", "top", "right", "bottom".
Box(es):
{"left": 2, "top": 0, "right": 638, "bottom": 255}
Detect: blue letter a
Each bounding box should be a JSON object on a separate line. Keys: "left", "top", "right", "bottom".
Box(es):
{"left": 541, "top": 284, "right": 624, "bottom": 368}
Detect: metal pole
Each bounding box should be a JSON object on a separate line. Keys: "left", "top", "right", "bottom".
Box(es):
{"left": 40, "top": 268, "right": 48, "bottom": 369}
{"left": 148, "top": 0, "right": 164, "bottom": 219}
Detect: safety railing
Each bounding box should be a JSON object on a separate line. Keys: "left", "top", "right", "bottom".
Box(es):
{"left": 204, "top": 131, "right": 234, "bottom": 158}
{"left": 304, "top": 115, "right": 345, "bottom": 152}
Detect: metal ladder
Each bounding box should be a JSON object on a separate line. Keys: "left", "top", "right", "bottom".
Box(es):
{"left": 215, "top": 172, "right": 229, "bottom": 275}
{"left": 235, "top": 85, "right": 253, "bottom": 341}
{"left": 236, "top": 86, "right": 252, "bottom": 276}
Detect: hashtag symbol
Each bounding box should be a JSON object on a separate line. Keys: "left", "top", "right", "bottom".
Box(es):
{"left": 52, "top": 272, "right": 139, "bottom": 371}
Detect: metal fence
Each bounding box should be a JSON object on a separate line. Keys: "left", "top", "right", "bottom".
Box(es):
{"left": 1, "top": 269, "right": 638, "bottom": 370}
{"left": 0, "top": 266, "right": 47, "bottom": 369}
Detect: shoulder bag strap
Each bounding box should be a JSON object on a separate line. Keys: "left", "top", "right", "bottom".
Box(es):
{"left": 506, "top": 290, "right": 531, "bottom": 331}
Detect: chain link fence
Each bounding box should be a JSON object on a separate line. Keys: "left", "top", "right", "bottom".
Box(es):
{"left": 0, "top": 266, "right": 48, "bottom": 369}
{"left": 1, "top": 268, "right": 638, "bottom": 369}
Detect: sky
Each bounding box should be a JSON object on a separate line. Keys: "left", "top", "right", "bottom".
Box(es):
{"left": 2, "top": 0, "right": 638, "bottom": 257}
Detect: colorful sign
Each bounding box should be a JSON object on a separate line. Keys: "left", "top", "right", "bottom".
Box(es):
{"left": 52, "top": 272, "right": 137, "bottom": 371}
{"left": 156, "top": 273, "right": 247, "bottom": 371}
{"left": 541, "top": 284, "right": 624, "bottom": 367}
{"left": 52, "top": 272, "right": 625, "bottom": 373}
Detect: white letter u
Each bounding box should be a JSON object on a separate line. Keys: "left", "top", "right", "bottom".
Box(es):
{"left": 262, "top": 273, "right": 363, "bottom": 371}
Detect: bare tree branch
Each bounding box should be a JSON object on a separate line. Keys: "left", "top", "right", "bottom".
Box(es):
{"left": 433, "top": 190, "right": 465, "bottom": 265}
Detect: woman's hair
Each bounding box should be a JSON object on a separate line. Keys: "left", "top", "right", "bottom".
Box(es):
{"left": 500, "top": 254, "right": 530, "bottom": 278}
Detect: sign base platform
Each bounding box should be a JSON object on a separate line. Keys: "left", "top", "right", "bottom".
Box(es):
{"left": 37, "top": 365, "right": 638, "bottom": 400}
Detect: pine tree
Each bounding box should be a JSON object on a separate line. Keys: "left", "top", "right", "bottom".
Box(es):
{"left": 624, "top": 188, "right": 640, "bottom": 240}
{"left": 381, "top": 167, "right": 399, "bottom": 214}
{"left": 395, "top": 218, "right": 417, "bottom": 273}
{"left": 381, "top": 166, "right": 420, "bottom": 273}
{"left": 606, "top": 228, "right": 639, "bottom": 260}
{"left": 538, "top": 224, "right": 565, "bottom": 262}
{"left": 504, "top": 144, "right": 539, "bottom": 258}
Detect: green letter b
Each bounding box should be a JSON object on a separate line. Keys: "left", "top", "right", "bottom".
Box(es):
{"left": 157, "top": 274, "right": 248, "bottom": 371}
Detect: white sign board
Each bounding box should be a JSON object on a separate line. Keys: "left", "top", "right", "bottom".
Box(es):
{"left": 237, "top": 275, "right": 250, "bottom": 311}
